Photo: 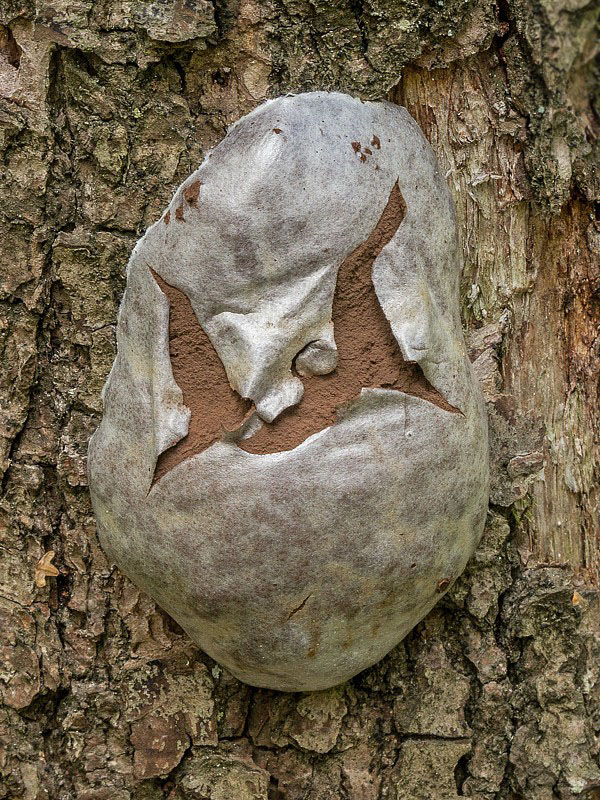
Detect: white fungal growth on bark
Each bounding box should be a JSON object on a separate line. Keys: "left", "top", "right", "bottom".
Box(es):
{"left": 88, "top": 92, "right": 489, "bottom": 691}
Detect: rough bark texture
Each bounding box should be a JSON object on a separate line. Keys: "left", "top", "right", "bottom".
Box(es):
{"left": 0, "top": 1, "right": 598, "bottom": 798}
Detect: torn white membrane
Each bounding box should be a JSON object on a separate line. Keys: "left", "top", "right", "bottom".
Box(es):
{"left": 89, "top": 92, "right": 489, "bottom": 691}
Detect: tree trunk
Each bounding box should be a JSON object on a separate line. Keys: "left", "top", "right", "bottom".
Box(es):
{"left": 1, "top": 1, "right": 598, "bottom": 798}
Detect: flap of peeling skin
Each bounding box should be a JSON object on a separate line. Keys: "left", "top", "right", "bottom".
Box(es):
{"left": 147, "top": 267, "right": 191, "bottom": 458}
{"left": 254, "top": 378, "right": 305, "bottom": 422}
{"left": 372, "top": 257, "right": 465, "bottom": 408}
{"left": 204, "top": 266, "right": 338, "bottom": 420}
{"left": 90, "top": 259, "right": 192, "bottom": 499}
{"left": 295, "top": 334, "right": 338, "bottom": 377}
{"left": 206, "top": 310, "right": 308, "bottom": 414}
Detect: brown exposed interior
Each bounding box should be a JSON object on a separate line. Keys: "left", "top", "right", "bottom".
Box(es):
{"left": 152, "top": 182, "right": 458, "bottom": 484}
{"left": 151, "top": 269, "right": 251, "bottom": 483}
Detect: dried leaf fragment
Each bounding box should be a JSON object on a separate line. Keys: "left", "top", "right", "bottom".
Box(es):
{"left": 35, "top": 551, "right": 59, "bottom": 587}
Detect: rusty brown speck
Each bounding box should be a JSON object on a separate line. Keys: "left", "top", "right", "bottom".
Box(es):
{"left": 183, "top": 179, "right": 201, "bottom": 207}
{"left": 371, "top": 134, "right": 381, "bottom": 149}
{"left": 175, "top": 204, "right": 185, "bottom": 222}
{"left": 437, "top": 577, "right": 452, "bottom": 592}
{"left": 351, "top": 141, "right": 361, "bottom": 153}
{"left": 273, "top": 127, "right": 282, "bottom": 134}
{"left": 163, "top": 210, "right": 170, "bottom": 225}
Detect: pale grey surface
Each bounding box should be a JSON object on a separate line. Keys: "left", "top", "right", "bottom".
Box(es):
{"left": 88, "top": 92, "right": 489, "bottom": 691}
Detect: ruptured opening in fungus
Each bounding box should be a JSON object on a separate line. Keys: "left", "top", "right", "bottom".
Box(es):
{"left": 152, "top": 181, "right": 458, "bottom": 484}
{"left": 151, "top": 269, "right": 251, "bottom": 483}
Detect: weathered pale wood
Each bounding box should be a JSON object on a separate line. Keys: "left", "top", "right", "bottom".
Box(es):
{"left": 395, "top": 65, "right": 599, "bottom": 584}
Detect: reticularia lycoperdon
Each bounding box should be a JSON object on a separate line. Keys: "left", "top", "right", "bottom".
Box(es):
{"left": 88, "top": 92, "right": 489, "bottom": 692}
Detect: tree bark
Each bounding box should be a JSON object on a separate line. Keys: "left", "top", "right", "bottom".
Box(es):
{"left": 0, "top": 1, "right": 598, "bottom": 798}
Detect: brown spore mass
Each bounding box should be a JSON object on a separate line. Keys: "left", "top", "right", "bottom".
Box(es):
{"left": 371, "top": 135, "right": 381, "bottom": 149}
{"left": 241, "top": 182, "right": 457, "bottom": 454}
{"left": 152, "top": 182, "right": 457, "bottom": 481}
{"left": 151, "top": 270, "right": 251, "bottom": 483}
